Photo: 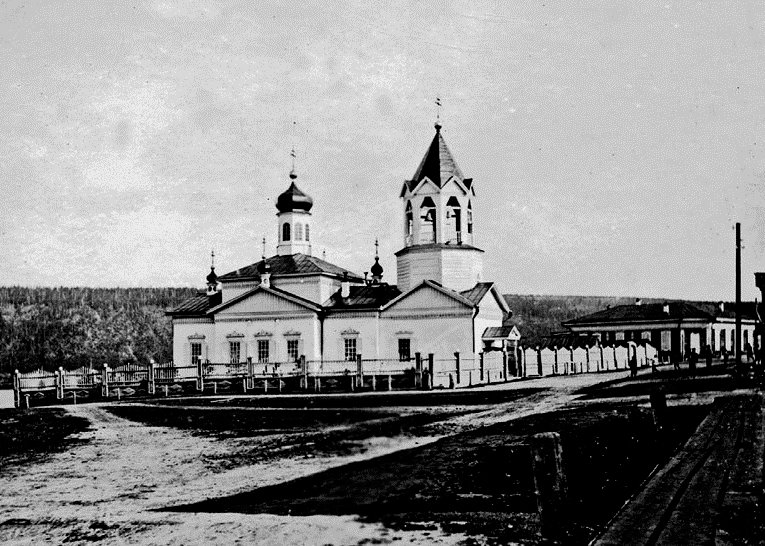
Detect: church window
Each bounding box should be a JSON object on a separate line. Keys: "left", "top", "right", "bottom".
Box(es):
{"left": 257, "top": 340, "right": 270, "bottom": 363}
{"left": 446, "top": 196, "right": 461, "bottom": 243}
{"left": 467, "top": 202, "right": 473, "bottom": 234}
{"left": 287, "top": 339, "right": 300, "bottom": 361}
{"left": 720, "top": 330, "right": 726, "bottom": 351}
{"left": 304, "top": 224, "right": 310, "bottom": 242}
{"left": 419, "top": 197, "right": 436, "bottom": 244}
{"left": 295, "top": 223, "right": 303, "bottom": 241}
{"left": 405, "top": 201, "right": 413, "bottom": 242}
{"left": 229, "top": 341, "right": 241, "bottom": 364}
{"left": 398, "top": 339, "right": 411, "bottom": 361}
{"left": 344, "top": 338, "right": 357, "bottom": 361}
{"left": 282, "top": 222, "right": 291, "bottom": 241}
{"left": 190, "top": 342, "right": 202, "bottom": 365}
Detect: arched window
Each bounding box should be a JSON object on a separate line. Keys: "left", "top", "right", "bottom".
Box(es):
{"left": 419, "top": 197, "right": 436, "bottom": 243}
{"left": 282, "top": 222, "right": 291, "bottom": 241}
{"left": 446, "top": 196, "right": 461, "bottom": 244}
{"left": 405, "top": 201, "right": 413, "bottom": 244}
{"left": 305, "top": 224, "right": 310, "bottom": 241}
{"left": 295, "top": 223, "right": 303, "bottom": 241}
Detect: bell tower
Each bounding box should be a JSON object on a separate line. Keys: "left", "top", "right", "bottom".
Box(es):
{"left": 395, "top": 121, "right": 483, "bottom": 292}
{"left": 276, "top": 150, "right": 313, "bottom": 256}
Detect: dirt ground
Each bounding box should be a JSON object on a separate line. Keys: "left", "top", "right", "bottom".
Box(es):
{"left": 0, "top": 369, "right": 740, "bottom": 545}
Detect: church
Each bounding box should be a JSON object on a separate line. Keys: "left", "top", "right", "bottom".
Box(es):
{"left": 167, "top": 121, "right": 519, "bottom": 376}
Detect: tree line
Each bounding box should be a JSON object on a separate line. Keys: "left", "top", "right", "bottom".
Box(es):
{"left": 0, "top": 286, "right": 197, "bottom": 375}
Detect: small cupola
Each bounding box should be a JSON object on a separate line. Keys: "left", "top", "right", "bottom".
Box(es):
{"left": 370, "top": 238, "right": 383, "bottom": 284}
{"left": 206, "top": 250, "right": 219, "bottom": 296}
{"left": 276, "top": 150, "right": 314, "bottom": 257}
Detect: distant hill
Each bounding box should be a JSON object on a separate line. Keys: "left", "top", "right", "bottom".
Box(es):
{"left": 0, "top": 286, "right": 197, "bottom": 374}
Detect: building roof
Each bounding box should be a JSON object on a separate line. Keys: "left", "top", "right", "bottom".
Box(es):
{"left": 482, "top": 326, "right": 517, "bottom": 339}
{"left": 166, "top": 291, "right": 221, "bottom": 317}
{"left": 324, "top": 283, "right": 402, "bottom": 310}
{"left": 563, "top": 301, "right": 714, "bottom": 326}
{"left": 460, "top": 282, "right": 494, "bottom": 305}
{"left": 401, "top": 126, "right": 473, "bottom": 194}
{"left": 217, "top": 253, "right": 363, "bottom": 282}
{"left": 693, "top": 301, "right": 758, "bottom": 321}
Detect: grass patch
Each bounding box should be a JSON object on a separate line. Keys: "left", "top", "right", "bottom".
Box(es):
{"left": 0, "top": 408, "right": 90, "bottom": 464}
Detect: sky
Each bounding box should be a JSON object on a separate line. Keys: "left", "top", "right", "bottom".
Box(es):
{"left": 1, "top": 0, "right": 764, "bottom": 301}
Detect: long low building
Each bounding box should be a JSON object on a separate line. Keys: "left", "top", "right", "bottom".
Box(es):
{"left": 562, "top": 299, "right": 758, "bottom": 361}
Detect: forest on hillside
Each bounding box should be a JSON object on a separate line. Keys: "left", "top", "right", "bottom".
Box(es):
{"left": 0, "top": 287, "right": 198, "bottom": 375}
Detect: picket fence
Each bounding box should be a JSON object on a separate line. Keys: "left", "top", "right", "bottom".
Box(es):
{"left": 12, "top": 343, "right": 657, "bottom": 407}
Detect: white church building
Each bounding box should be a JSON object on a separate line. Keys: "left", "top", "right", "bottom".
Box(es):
{"left": 168, "top": 122, "right": 519, "bottom": 373}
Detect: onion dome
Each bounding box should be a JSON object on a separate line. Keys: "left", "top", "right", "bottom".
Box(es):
{"left": 370, "top": 257, "right": 383, "bottom": 278}
{"left": 206, "top": 266, "right": 217, "bottom": 284}
{"left": 276, "top": 172, "right": 313, "bottom": 213}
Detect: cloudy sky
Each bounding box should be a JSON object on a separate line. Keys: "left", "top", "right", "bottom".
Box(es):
{"left": 1, "top": 0, "right": 763, "bottom": 300}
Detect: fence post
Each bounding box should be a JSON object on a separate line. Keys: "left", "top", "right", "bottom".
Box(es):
{"left": 24, "top": 393, "right": 30, "bottom": 409}
{"left": 503, "top": 349, "right": 509, "bottom": 381}
{"left": 415, "top": 353, "right": 422, "bottom": 388}
{"left": 356, "top": 354, "right": 364, "bottom": 389}
{"left": 102, "top": 365, "right": 110, "bottom": 397}
{"left": 301, "top": 355, "right": 308, "bottom": 391}
{"left": 599, "top": 345, "right": 604, "bottom": 371}
{"left": 247, "top": 357, "right": 253, "bottom": 390}
{"left": 148, "top": 359, "right": 156, "bottom": 395}
{"left": 428, "top": 354, "right": 434, "bottom": 390}
{"left": 537, "top": 346, "right": 543, "bottom": 376}
{"left": 479, "top": 353, "right": 485, "bottom": 382}
{"left": 613, "top": 346, "right": 618, "bottom": 369}
{"left": 197, "top": 360, "right": 204, "bottom": 392}
{"left": 531, "top": 432, "right": 568, "bottom": 542}
{"left": 585, "top": 347, "right": 590, "bottom": 373}
{"left": 454, "top": 352, "right": 461, "bottom": 385}
{"left": 13, "top": 370, "right": 20, "bottom": 408}
{"left": 387, "top": 374, "right": 392, "bottom": 391}
{"left": 164, "top": 384, "right": 169, "bottom": 397}
{"left": 316, "top": 376, "right": 321, "bottom": 393}
{"left": 371, "top": 374, "right": 376, "bottom": 391}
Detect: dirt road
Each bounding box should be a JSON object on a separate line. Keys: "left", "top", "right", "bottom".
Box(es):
{"left": 0, "top": 371, "right": 635, "bottom": 544}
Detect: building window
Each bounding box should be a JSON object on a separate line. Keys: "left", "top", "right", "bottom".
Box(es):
{"left": 641, "top": 331, "right": 651, "bottom": 341}
{"left": 191, "top": 342, "right": 202, "bottom": 365}
{"left": 282, "top": 222, "right": 291, "bottom": 241}
{"left": 398, "top": 339, "right": 411, "bottom": 361}
{"left": 661, "top": 330, "right": 671, "bottom": 351}
{"left": 257, "top": 340, "right": 270, "bottom": 363}
{"left": 446, "top": 196, "right": 461, "bottom": 243}
{"left": 287, "top": 339, "right": 300, "bottom": 362}
{"left": 344, "top": 338, "right": 357, "bottom": 361}
{"left": 720, "top": 330, "right": 726, "bottom": 352}
{"left": 229, "top": 341, "right": 241, "bottom": 363}
{"left": 467, "top": 201, "right": 473, "bottom": 234}
{"left": 295, "top": 223, "right": 303, "bottom": 241}
{"left": 744, "top": 330, "right": 749, "bottom": 346}
{"left": 305, "top": 224, "right": 310, "bottom": 241}
{"left": 405, "top": 201, "right": 413, "bottom": 241}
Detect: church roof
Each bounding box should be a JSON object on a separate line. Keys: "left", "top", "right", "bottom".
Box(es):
{"left": 217, "top": 253, "right": 363, "bottom": 282}
{"left": 482, "top": 326, "right": 519, "bottom": 339}
{"left": 324, "top": 283, "right": 402, "bottom": 310}
{"left": 276, "top": 180, "right": 313, "bottom": 213}
{"left": 166, "top": 291, "right": 221, "bottom": 316}
{"left": 460, "top": 282, "right": 494, "bottom": 305}
{"left": 401, "top": 126, "right": 473, "bottom": 194}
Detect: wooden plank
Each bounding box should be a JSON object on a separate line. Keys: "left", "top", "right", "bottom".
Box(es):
{"left": 593, "top": 398, "right": 739, "bottom": 546}
{"left": 655, "top": 400, "right": 746, "bottom": 545}
{"left": 716, "top": 394, "right": 765, "bottom": 545}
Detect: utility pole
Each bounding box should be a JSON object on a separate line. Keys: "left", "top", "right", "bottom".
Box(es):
{"left": 735, "top": 222, "right": 742, "bottom": 373}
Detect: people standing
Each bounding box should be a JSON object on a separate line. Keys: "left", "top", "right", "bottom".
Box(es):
{"left": 704, "top": 345, "right": 713, "bottom": 368}
{"left": 689, "top": 348, "right": 698, "bottom": 376}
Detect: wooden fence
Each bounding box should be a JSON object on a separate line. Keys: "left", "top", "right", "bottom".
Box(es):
{"left": 12, "top": 343, "right": 658, "bottom": 407}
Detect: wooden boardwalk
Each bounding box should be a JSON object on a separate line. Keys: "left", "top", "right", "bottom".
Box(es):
{"left": 594, "top": 393, "right": 765, "bottom": 545}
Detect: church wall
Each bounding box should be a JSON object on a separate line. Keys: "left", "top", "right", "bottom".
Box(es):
{"left": 220, "top": 281, "right": 258, "bottom": 303}
{"left": 473, "top": 292, "right": 505, "bottom": 354}
{"left": 396, "top": 250, "right": 443, "bottom": 293}
{"left": 210, "top": 314, "right": 320, "bottom": 363}
{"left": 322, "top": 313, "right": 380, "bottom": 361}
{"left": 273, "top": 275, "right": 344, "bottom": 305}
{"left": 379, "top": 315, "right": 474, "bottom": 359}
{"left": 441, "top": 248, "right": 483, "bottom": 292}
{"left": 172, "top": 319, "right": 215, "bottom": 366}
